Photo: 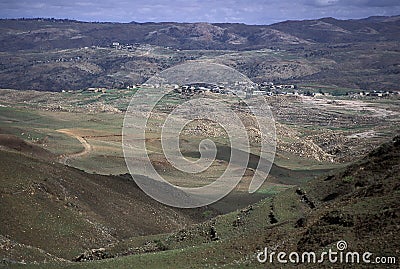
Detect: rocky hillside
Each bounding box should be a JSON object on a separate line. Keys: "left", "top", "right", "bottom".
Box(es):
{"left": 0, "top": 16, "right": 399, "bottom": 92}
{"left": 87, "top": 136, "right": 400, "bottom": 268}
{"left": 5, "top": 135, "right": 397, "bottom": 268}
{"left": 0, "top": 138, "right": 214, "bottom": 263}
{"left": 1, "top": 16, "right": 399, "bottom": 51}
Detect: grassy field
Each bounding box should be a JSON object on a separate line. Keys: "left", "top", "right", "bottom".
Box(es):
{"left": 1, "top": 89, "right": 397, "bottom": 184}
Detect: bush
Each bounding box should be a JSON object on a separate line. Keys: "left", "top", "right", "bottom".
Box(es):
{"left": 342, "top": 176, "right": 354, "bottom": 183}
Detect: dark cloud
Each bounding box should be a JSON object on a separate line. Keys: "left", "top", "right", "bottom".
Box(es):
{"left": 0, "top": 0, "right": 399, "bottom": 24}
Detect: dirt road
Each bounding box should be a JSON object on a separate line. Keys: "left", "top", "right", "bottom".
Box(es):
{"left": 57, "top": 129, "right": 92, "bottom": 165}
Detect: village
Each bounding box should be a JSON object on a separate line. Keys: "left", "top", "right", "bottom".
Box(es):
{"left": 83, "top": 81, "right": 399, "bottom": 99}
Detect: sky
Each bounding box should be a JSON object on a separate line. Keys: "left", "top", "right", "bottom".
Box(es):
{"left": 0, "top": 0, "right": 399, "bottom": 25}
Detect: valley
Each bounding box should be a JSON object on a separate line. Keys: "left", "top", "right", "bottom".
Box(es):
{"left": 0, "top": 86, "right": 398, "bottom": 267}
{"left": 0, "top": 15, "right": 399, "bottom": 268}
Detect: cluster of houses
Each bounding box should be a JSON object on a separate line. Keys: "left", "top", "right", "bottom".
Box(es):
{"left": 259, "top": 82, "right": 296, "bottom": 91}
{"left": 81, "top": 82, "right": 398, "bottom": 99}
{"left": 86, "top": 87, "right": 108, "bottom": 93}
{"left": 111, "top": 42, "right": 140, "bottom": 51}
{"left": 171, "top": 83, "right": 399, "bottom": 98}
{"left": 252, "top": 82, "right": 297, "bottom": 96}
{"left": 357, "top": 90, "right": 396, "bottom": 97}
{"left": 172, "top": 82, "right": 298, "bottom": 98}
{"left": 174, "top": 83, "right": 230, "bottom": 95}
{"left": 80, "top": 83, "right": 286, "bottom": 97}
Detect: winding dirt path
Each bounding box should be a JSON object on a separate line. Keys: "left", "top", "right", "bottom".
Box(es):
{"left": 57, "top": 129, "right": 92, "bottom": 165}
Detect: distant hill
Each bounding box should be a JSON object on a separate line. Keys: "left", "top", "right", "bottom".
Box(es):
{"left": 0, "top": 16, "right": 399, "bottom": 91}
{"left": 0, "top": 16, "right": 399, "bottom": 51}
{"left": 270, "top": 16, "right": 400, "bottom": 43}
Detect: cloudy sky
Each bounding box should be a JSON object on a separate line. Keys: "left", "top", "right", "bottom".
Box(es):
{"left": 0, "top": 0, "right": 399, "bottom": 24}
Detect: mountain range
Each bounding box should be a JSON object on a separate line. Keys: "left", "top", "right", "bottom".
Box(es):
{"left": 1, "top": 16, "right": 399, "bottom": 51}
{"left": 0, "top": 16, "right": 399, "bottom": 92}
